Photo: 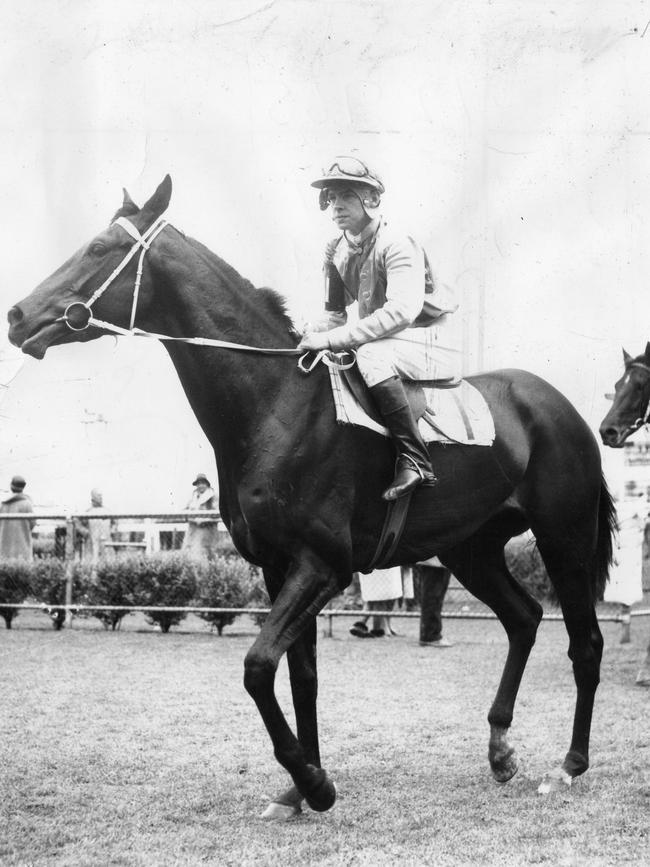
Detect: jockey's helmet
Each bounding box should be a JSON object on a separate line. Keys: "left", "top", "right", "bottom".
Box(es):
{"left": 311, "top": 156, "right": 384, "bottom": 211}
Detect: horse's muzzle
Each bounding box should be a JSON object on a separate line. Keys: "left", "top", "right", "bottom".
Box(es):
{"left": 599, "top": 425, "right": 626, "bottom": 448}
{"left": 7, "top": 305, "right": 25, "bottom": 347}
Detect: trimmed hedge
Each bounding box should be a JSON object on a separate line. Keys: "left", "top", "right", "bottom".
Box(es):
{"left": 129, "top": 552, "right": 197, "bottom": 633}
{"left": 505, "top": 534, "right": 553, "bottom": 602}
{"left": 30, "top": 558, "right": 91, "bottom": 629}
{"left": 1, "top": 547, "right": 272, "bottom": 634}
{"left": 192, "top": 555, "right": 261, "bottom": 634}
{"left": 87, "top": 557, "right": 138, "bottom": 630}
{"left": 0, "top": 560, "right": 33, "bottom": 628}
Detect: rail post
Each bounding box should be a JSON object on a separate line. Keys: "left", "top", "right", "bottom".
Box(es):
{"left": 64, "top": 516, "right": 75, "bottom": 627}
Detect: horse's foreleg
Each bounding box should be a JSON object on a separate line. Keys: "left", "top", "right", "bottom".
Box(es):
{"left": 261, "top": 620, "right": 320, "bottom": 820}
{"left": 244, "top": 553, "right": 341, "bottom": 817}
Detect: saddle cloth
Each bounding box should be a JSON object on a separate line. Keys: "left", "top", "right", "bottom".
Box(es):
{"left": 328, "top": 365, "right": 495, "bottom": 446}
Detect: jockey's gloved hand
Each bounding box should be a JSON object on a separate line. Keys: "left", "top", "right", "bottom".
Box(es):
{"left": 303, "top": 311, "right": 346, "bottom": 334}
{"left": 297, "top": 331, "right": 331, "bottom": 352}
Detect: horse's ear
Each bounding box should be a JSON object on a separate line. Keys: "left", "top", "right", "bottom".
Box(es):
{"left": 623, "top": 348, "right": 632, "bottom": 366}
{"left": 140, "top": 175, "right": 173, "bottom": 221}
{"left": 110, "top": 188, "right": 140, "bottom": 222}
{"left": 122, "top": 188, "right": 138, "bottom": 211}
{"left": 645, "top": 342, "right": 650, "bottom": 362}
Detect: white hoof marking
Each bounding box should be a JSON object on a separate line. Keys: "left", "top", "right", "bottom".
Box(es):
{"left": 537, "top": 768, "right": 572, "bottom": 795}
{"left": 260, "top": 801, "right": 302, "bottom": 821}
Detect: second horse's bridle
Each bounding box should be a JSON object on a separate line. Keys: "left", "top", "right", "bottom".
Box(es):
{"left": 621, "top": 361, "right": 650, "bottom": 435}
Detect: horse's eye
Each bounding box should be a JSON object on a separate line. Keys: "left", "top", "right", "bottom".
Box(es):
{"left": 89, "top": 242, "right": 106, "bottom": 257}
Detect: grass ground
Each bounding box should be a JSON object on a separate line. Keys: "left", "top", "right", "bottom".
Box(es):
{"left": 1, "top": 610, "right": 649, "bottom": 866}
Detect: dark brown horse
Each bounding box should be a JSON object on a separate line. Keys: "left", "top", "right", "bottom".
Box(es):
{"left": 8, "top": 176, "right": 616, "bottom": 818}
{"left": 600, "top": 344, "right": 650, "bottom": 687}
{"left": 600, "top": 343, "right": 650, "bottom": 449}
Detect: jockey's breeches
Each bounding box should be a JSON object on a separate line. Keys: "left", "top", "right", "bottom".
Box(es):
{"left": 355, "top": 323, "right": 462, "bottom": 388}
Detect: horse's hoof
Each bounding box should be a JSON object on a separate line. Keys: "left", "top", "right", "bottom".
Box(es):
{"left": 304, "top": 767, "right": 337, "bottom": 812}
{"left": 537, "top": 767, "right": 572, "bottom": 795}
{"left": 491, "top": 747, "right": 519, "bottom": 783}
{"left": 635, "top": 670, "right": 650, "bottom": 687}
{"left": 260, "top": 801, "right": 302, "bottom": 821}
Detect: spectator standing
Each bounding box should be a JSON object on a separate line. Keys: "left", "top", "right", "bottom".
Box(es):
{"left": 602, "top": 501, "right": 644, "bottom": 649}
{"left": 0, "top": 475, "right": 35, "bottom": 560}
{"left": 414, "top": 556, "right": 453, "bottom": 647}
{"left": 349, "top": 565, "right": 405, "bottom": 638}
{"left": 603, "top": 502, "right": 644, "bottom": 611}
{"left": 183, "top": 473, "right": 219, "bottom": 559}
{"left": 75, "top": 488, "right": 114, "bottom": 566}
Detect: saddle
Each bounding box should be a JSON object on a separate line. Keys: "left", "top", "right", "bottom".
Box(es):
{"left": 330, "top": 363, "right": 495, "bottom": 446}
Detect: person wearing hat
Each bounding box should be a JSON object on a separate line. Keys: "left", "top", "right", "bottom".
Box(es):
{"left": 0, "top": 475, "right": 35, "bottom": 560}
{"left": 298, "top": 155, "right": 461, "bottom": 501}
{"left": 74, "top": 488, "right": 114, "bottom": 567}
{"left": 182, "top": 473, "right": 219, "bottom": 559}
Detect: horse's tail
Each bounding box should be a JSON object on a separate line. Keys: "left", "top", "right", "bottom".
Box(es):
{"left": 594, "top": 474, "right": 618, "bottom": 601}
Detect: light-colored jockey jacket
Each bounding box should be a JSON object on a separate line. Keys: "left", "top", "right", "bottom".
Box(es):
{"left": 316, "top": 217, "right": 458, "bottom": 352}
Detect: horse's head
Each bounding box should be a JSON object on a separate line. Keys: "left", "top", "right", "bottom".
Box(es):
{"left": 600, "top": 342, "right": 650, "bottom": 448}
{"left": 8, "top": 176, "right": 172, "bottom": 359}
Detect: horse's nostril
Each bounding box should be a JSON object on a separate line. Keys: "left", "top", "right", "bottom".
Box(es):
{"left": 7, "top": 305, "right": 23, "bottom": 326}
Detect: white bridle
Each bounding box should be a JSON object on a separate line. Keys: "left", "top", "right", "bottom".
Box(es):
{"left": 625, "top": 362, "right": 650, "bottom": 433}
{"left": 55, "top": 214, "right": 356, "bottom": 373}
{"left": 57, "top": 216, "right": 168, "bottom": 333}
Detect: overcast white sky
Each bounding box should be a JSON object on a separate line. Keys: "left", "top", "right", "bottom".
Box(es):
{"left": 0, "top": 0, "right": 648, "bottom": 509}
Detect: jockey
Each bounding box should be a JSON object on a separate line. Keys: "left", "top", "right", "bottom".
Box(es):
{"left": 298, "top": 155, "right": 461, "bottom": 501}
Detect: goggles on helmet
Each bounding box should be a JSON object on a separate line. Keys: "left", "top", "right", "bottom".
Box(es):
{"left": 312, "top": 156, "right": 384, "bottom": 211}
{"left": 327, "top": 156, "right": 371, "bottom": 178}
{"left": 311, "top": 156, "right": 384, "bottom": 192}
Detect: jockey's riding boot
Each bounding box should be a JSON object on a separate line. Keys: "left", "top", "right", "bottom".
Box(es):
{"left": 369, "top": 376, "right": 437, "bottom": 501}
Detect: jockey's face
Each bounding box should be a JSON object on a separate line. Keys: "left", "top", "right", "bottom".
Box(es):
{"left": 325, "top": 184, "right": 373, "bottom": 235}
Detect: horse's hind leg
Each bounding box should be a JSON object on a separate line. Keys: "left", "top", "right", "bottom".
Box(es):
{"left": 533, "top": 529, "right": 604, "bottom": 793}
{"left": 442, "top": 521, "right": 543, "bottom": 783}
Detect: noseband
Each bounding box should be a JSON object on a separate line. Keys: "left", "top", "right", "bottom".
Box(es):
{"left": 54, "top": 214, "right": 355, "bottom": 373}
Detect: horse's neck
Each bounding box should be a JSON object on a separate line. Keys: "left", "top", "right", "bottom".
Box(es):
{"left": 147, "top": 233, "right": 296, "bottom": 459}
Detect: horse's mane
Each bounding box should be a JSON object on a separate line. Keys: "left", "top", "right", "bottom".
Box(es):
{"left": 109, "top": 202, "right": 297, "bottom": 340}
{"left": 182, "top": 234, "right": 297, "bottom": 338}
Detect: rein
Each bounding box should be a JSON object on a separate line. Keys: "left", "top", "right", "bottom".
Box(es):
{"left": 55, "top": 215, "right": 355, "bottom": 374}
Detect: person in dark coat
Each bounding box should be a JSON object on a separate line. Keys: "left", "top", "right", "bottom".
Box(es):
{"left": 414, "top": 556, "right": 453, "bottom": 647}
{"left": 0, "top": 475, "right": 35, "bottom": 560}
